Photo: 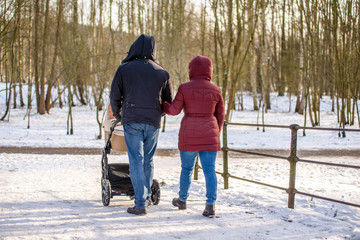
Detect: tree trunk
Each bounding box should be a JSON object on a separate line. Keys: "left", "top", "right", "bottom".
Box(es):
{"left": 18, "top": 3, "right": 25, "bottom": 108}
{"left": 33, "top": 0, "right": 40, "bottom": 112}
{"left": 278, "top": 0, "right": 286, "bottom": 96}
{"left": 26, "top": 0, "right": 33, "bottom": 128}
{"left": 1, "top": 52, "right": 11, "bottom": 120}
{"left": 39, "top": 0, "right": 50, "bottom": 115}
{"left": 251, "top": 49, "right": 258, "bottom": 111}
{"left": 45, "top": 0, "right": 63, "bottom": 113}
{"left": 67, "top": 85, "right": 73, "bottom": 135}
{"left": 307, "top": 92, "right": 315, "bottom": 127}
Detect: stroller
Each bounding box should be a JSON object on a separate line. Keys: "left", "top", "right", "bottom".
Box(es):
{"left": 101, "top": 104, "right": 161, "bottom": 206}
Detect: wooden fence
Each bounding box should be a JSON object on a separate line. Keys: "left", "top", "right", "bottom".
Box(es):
{"left": 194, "top": 121, "right": 360, "bottom": 209}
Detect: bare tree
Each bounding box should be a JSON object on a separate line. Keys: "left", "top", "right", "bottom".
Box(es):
{"left": 45, "top": 0, "right": 63, "bottom": 113}
{"left": 33, "top": 0, "right": 40, "bottom": 112}
{"left": 1, "top": 0, "right": 359, "bottom": 131}
{"left": 38, "top": 0, "right": 50, "bottom": 115}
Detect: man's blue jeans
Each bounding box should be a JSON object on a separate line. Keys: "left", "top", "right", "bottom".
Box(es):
{"left": 179, "top": 151, "right": 218, "bottom": 205}
{"left": 123, "top": 123, "right": 159, "bottom": 209}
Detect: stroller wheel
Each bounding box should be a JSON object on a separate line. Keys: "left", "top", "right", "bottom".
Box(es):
{"left": 101, "top": 177, "right": 111, "bottom": 206}
{"left": 151, "top": 179, "right": 161, "bottom": 205}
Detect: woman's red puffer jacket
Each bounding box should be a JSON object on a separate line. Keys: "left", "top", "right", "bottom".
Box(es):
{"left": 162, "top": 56, "right": 225, "bottom": 151}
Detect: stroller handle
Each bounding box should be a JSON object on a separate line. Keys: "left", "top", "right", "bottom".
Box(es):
{"left": 110, "top": 119, "right": 121, "bottom": 132}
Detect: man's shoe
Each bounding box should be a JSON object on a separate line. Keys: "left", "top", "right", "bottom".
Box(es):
{"left": 127, "top": 206, "right": 147, "bottom": 215}
{"left": 202, "top": 204, "right": 215, "bottom": 218}
{"left": 172, "top": 197, "right": 186, "bottom": 210}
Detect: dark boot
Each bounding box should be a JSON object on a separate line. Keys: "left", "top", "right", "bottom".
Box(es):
{"left": 172, "top": 197, "right": 186, "bottom": 210}
{"left": 202, "top": 204, "right": 215, "bottom": 218}
{"left": 127, "top": 206, "right": 147, "bottom": 215}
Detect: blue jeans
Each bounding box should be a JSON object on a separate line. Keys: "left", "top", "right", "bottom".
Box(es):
{"left": 179, "top": 151, "right": 217, "bottom": 205}
{"left": 123, "top": 123, "right": 159, "bottom": 209}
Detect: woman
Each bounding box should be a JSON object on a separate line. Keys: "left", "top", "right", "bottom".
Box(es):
{"left": 162, "top": 55, "right": 225, "bottom": 218}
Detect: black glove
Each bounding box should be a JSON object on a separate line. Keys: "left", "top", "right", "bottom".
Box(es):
{"left": 110, "top": 118, "right": 121, "bottom": 131}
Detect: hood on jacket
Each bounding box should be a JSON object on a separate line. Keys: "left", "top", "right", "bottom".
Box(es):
{"left": 188, "top": 55, "right": 213, "bottom": 81}
{"left": 122, "top": 34, "right": 156, "bottom": 63}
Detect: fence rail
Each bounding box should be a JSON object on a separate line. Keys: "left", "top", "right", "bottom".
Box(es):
{"left": 194, "top": 121, "right": 360, "bottom": 209}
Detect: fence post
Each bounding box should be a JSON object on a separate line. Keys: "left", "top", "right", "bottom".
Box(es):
{"left": 222, "top": 121, "right": 229, "bottom": 189}
{"left": 194, "top": 154, "right": 199, "bottom": 180}
{"left": 287, "top": 124, "right": 299, "bottom": 209}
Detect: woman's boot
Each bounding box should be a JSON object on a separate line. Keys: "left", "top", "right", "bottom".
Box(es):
{"left": 172, "top": 197, "right": 187, "bottom": 210}
{"left": 202, "top": 204, "right": 215, "bottom": 218}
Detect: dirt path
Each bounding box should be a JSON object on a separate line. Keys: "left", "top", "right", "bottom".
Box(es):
{"left": 1, "top": 146, "right": 359, "bottom": 158}
{"left": 0, "top": 146, "right": 175, "bottom": 156}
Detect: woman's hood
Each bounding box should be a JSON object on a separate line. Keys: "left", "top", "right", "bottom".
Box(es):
{"left": 188, "top": 55, "right": 213, "bottom": 81}
{"left": 122, "top": 34, "right": 156, "bottom": 63}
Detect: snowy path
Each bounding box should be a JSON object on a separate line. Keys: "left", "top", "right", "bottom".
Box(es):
{"left": 0, "top": 153, "right": 359, "bottom": 240}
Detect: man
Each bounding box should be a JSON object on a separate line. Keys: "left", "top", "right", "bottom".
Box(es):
{"left": 110, "top": 34, "right": 172, "bottom": 215}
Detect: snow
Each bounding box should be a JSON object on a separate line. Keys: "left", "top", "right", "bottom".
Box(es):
{"left": 0, "top": 153, "right": 359, "bottom": 239}
{"left": 1, "top": 84, "right": 360, "bottom": 239}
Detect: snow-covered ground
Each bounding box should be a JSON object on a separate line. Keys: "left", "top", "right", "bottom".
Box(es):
{"left": 0, "top": 153, "right": 359, "bottom": 240}
{"left": 0, "top": 84, "right": 360, "bottom": 239}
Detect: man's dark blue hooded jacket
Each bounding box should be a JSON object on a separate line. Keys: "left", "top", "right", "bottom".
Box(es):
{"left": 110, "top": 34, "right": 172, "bottom": 128}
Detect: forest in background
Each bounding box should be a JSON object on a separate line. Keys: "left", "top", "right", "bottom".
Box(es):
{"left": 1, "top": 0, "right": 359, "bottom": 137}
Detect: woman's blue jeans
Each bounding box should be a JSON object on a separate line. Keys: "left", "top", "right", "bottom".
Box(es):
{"left": 123, "top": 123, "right": 159, "bottom": 209}
{"left": 179, "top": 151, "right": 217, "bottom": 205}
